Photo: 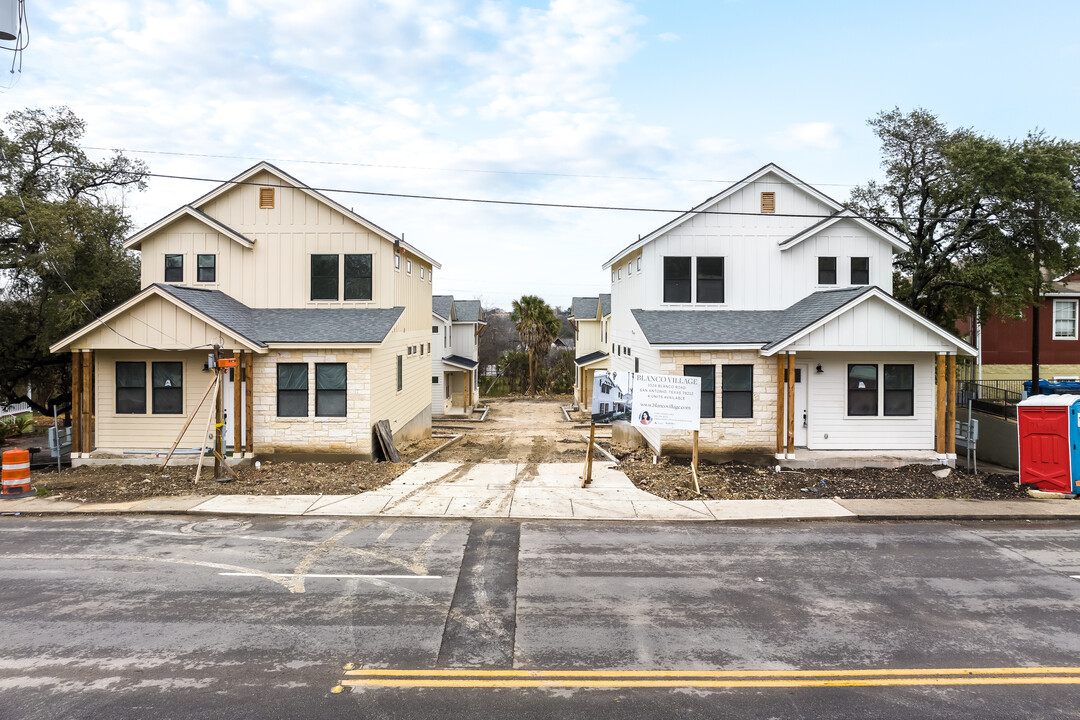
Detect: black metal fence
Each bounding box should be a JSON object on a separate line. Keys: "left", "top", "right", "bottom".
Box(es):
{"left": 956, "top": 380, "right": 1023, "bottom": 420}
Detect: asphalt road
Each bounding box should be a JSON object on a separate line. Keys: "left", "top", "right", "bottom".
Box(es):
{"left": 1, "top": 515, "right": 1079, "bottom": 719}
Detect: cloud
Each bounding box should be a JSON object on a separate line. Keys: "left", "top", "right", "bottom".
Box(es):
{"left": 768, "top": 122, "right": 842, "bottom": 150}
{"left": 658, "top": 32, "right": 679, "bottom": 41}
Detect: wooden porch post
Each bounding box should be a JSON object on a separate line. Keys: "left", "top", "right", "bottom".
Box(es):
{"left": 71, "top": 351, "right": 82, "bottom": 455}
{"left": 935, "top": 354, "right": 947, "bottom": 454}
{"left": 233, "top": 351, "right": 243, "bottom": 455}
{"left": 945, "top": 354, "right": 957, "bottom": 456}
{"left": 244, "top": 352, "right": 254, "bottom": 454}
{"left": 775, "top": 354, "right": 785, "bottom": 455}
{"left": 81, "top": 351, "right": 93, "bottom": 454}
{"left": 786, "top": 353, "right": 795, "bottom": 456}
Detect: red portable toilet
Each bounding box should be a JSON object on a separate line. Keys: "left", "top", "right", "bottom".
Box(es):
{"left": 1017, "top": 394, "right": 1079, "bottom": 494}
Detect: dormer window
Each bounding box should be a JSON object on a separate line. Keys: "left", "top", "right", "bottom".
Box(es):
{"left": 760, "top": 192, "right": 775, "bottom": 213}
{"left": 259, "top": 187, "right": 275, "bottom": 209}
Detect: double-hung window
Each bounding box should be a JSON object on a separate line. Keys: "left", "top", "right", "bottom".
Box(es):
{"left": 851, "top": 257, "right": 870, "bottom": 285}
{"left": 197, "top": 254, "right": 216, "bottom": 283}
{"left": 164, "top": 255, "right": 183, "bottom": 283}
{"left": 315, "top": 363, "right": 347, "bottom": 417}
{"left": 696, "top": 257, "right": 725, "bottom": 303}
{"left": 310, "top": 255, "right": 339, "bottom": 300}
{"left": 663, "top": 257, "right": 692, "bottom": 303}
{"left": 277, "top": 363, "right": 308, "bottom": 417}
{"left": 721, "top": 365, "right": 753, "bottom": 418}
{"left": 152, "top": 362, "right": 183, "bottom": 414}
{"left": 344, "top": 254, "right": 372, "bottom": 301}
{"left": 116, "top": 362, "right": 146, "bottom": 414}
{"left": 847, "top": 364, "right": 878, "bottom": 416}
{"left": 684, "top": 365, "right": 715, "bottom": 419}
{"left": 883, "top": 364, "right": 914, "bottom": 416}
{"left": 818, "top": 257, "right": 837, "bottom": 285}
{"left": 1053, "top": 299, "right": 1078, "bottom": 339}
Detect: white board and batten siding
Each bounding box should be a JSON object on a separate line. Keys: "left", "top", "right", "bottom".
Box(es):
{"left": 784, "top": 296, "right": 957, "bottom": 354}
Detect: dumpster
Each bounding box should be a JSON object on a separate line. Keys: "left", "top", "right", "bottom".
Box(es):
{"left": 1017, "top": 394, "right": 1080, "bottom": 494}
{"left": 1023, "top": 379, "right": 1080, "bottom": 397}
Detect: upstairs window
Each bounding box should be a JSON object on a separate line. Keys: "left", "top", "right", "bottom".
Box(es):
{"left": 164, "top": 254, "right": 183, "bottom": 283}
{"left": 1054, "top": 299, "right": 1078, "bottom": 339}
{"left": 818, "top": 257, "right": 837, "bottom": 285}
{"left": 696, "top": 257, "right": 725, "bottom": 303}
{"left": 311, "top": 254, "right": 339, "bottom": 300}
{"left": 197, "top": 254, "right": 216, "bottom": 283}
{"left": 432, "top": 325, "right": 439, "bottom": 334}
{"left": 397, "top": 355, "right": 403, "bottom": 391}
{"left": 721, "top": 365, "right": 753, "bottom": 418}
{"left": 344, "top": 254, "right": 372, "bottom": 301}
{"left": 684, "top": 365, "right": 715, "bottom": 419}
{"left": 406, "top": 259, "right": 412, "bottom": 274}
{"left": 116, "top": 362, "right": 146, "bottom": 414}
{"left": 277, "top": 363, "right": 308, "bottom": 417}
{"left": 315, "top": 363, "right": 347, "bottom": 417}
{"left": 663, "top": 257, "right": 692, "bottom": 303}
{"left": 848, "top": 364, "right": 878, "bottom": 416}
{"left": 152, "top": 362, "right": 183, "bottom": 414}
{"left": 394, "top": 252, "right": 400, "bottom": 270}
{"left": 259, "top": 187, "right": 275, "bottom": 209}
{"left": 851, "top": 257, "right": 870, "bottom": 285}
{"left": 760, "top": 192, "right": 776, "bottom": 213}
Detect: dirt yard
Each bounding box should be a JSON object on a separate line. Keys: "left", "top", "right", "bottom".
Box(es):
{"left": 434, "top": 396, "right": 588, "bottom": 463}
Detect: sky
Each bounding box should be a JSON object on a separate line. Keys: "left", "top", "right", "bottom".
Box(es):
{"left": 4, "top": 0, "right": 1079, "bottom": 309}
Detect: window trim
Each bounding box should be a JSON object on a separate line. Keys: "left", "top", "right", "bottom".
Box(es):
{"left": 721, "top": 364, "right": 753, "bottom": 419}
{"left": 850, "top": 256, "right": 870, "bottom": 286}
{"left": 151, "top": 361, "right": 183, "bottom": 415}
{"left": 1053, "top": 299, "right": 1078, "bottom": 340}
{"left": 310, "top": 254, "right": 339, "bottom": 301}
{"left": 197, "top": 254, "right": 216, "bottom": 283}
{"left": 276, "top": 363, "right": 309, "bottom": 417}
{"left": 394, "top": 252, "right": 401, "bottom": 271}
{"left": 883, "top": 364, "right": 914, "bottom": 417}
{"left": 406, "top": 259, "right": 412, "bottom": 274}
{"left": 343, "top": 253, "right": 373, "bottom": 301}
{"left": 663, "top": 256, "right": 692, "bottom": 304}
{"left": 164, "top": 254, "right": 183, "bottom": 283}
{"left": 314, "top": 363, "right": 347, "bottom": 418}
{"left": 696, "top": 256, "right": 725, "bottom": 304}
{"left": 847, "top": 364, "right": 879, "bottom": 417}
{"left": 115, "top": 361, "right": 146, "bottom": 415}
{"left": 818, "top": 256, "right": 837, "bottom": 286}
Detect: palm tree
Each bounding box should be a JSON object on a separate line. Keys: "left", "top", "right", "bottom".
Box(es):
{"left": 510, "top": 295, "right": 561, "bottom": 395}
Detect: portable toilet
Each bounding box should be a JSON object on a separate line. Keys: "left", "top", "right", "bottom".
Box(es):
{"left": 1017, "top": 394, "right": 1080, "bottom": 494}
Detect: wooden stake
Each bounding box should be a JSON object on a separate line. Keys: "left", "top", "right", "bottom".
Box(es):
{"left": 581, "top": 421, "right": 596, "bottom": 487}
{"left": 159, "top": 373, "right": 220, "bottom": 470}
{"left": 691, "top": 429, "right": 701, "bottom": 494}
{"left": 194, "top": 373, "right": 220, "bottom": 485}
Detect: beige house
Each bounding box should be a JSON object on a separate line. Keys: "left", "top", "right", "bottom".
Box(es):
{"left": 569, "top": 294, "right": 610, "bottom": 409}
{"left": 51, "top": 162, "right": 439, "bottom": 462}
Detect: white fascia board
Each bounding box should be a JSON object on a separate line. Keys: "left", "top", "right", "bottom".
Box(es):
{"left": 124, "top": 206, "right": 254, "bottom": 250}
{"left": 602, "top": 163, "right": 845, "bottom": 270}
{"left": 432, "top": 312, "right": 450, "bottom": 323}
{"left": 778, "top": 213, "right": 909, "bottom": 253}
{"left": 762, "top": 288, "right": 977, "bottom": 357}
{"left": 49, "top": 286, "right": 265, "bottom": 354}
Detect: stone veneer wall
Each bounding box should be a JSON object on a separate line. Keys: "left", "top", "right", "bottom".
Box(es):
{"left": 979, "top": 363, "right": 1080, "bottom": 382}
{"left": 658, "top": 349, "right": 778, "bottom": 460}
{"left": 252, "top": 349, "right": 373, "bottom": 457}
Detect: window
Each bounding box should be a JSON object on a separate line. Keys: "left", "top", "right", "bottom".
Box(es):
{"left": 618, "top": 268, "right": 622, "bottom": 280}
{"left": 408, "top": 346, "right": 412, "bottom": 356}
{"left": 164, "top": 254, "right": 183, "bottom": 283}
{"left": 612, "top": 270, "right": 616, "bottom": 282}
{"left": 721, "top": 365, "right": 753, "bottom": 418}
{"left": 115, "top": 362, "right": 146, "bottom": 414}
{"left": 344, "top": 254, "right": 372, "bottom": 300}
{"left": 197, "top": 254, "right": 216, "bottom": 283}
{"left": 851, "top": 257, "right": 869, "bottom": 285}
{"left": 427, "top": 342, "right": 431, "bottom": 353}
{"left": 1053, "top": 299, "right": 1078, "bottom": 339}
{"left": 627, "top": 261, "right": 632, "bottom": 276}
{"left": 818, "top": 257, "right": 837, "bottom": 285}
{"left": 394, "top": 252, "right": 400, "bottom": 270}
{"left": 406, "top": 259, "right": 412, "bottom": 274}
{"left": 432, "top": 376, "right": 439, "bottom": 384}
{"left": 884, "top": 364, "right": 914, "bottom": 416}
{"left": 397, "top": 355, "right": 403, "bottom": 391}
{"left": 634, "top": 357, "right": 639, "bottom": 373}
{"left": 259, "top": 187, "right": 275, "bottom": 209}
{"left": 848, "top": 364, "right": 878, "bottom": 416}
{"left": 420, "top": 267, "right": 425, "bottom": 280}
{"left": 761, "top": 192, "right": 776, "bottom": 213}
{"left": 310, "top": 254, "right": 339, "bottom": 300}
{"left": 315, "top": 363, "right": 347, "bottom": 417}
{"left": 684, "top": 365, "right": 715, "bottom": 419}
{"left": 636, "top": 257, "right": 641, "bottom": 272}
{"left": 277, "top": 363, "right": 308, "bottom": 417}
{"left": 420, "top": 344, "right": 424, "bottom": 356}
{"left": 433, "top": 325, "right": 439, "bottom": 334}
{"left": 697, "top": 257, "right": 725, "bottom": 303}
{"left": 152, "top": 362, "right": 183, "bottom": 414}
{"left": 664, "top": 256, "right": 692, "bottom": 303}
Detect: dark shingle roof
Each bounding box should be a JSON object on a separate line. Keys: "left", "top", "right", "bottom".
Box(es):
{"left": 157, "top": 284, "right": 403, "bottom": 345}
{"left": 432, "top": 295, "right": 454, "bottom": 321}
{"left": 574, "top": 350, "right": 609, "bottom": 367}
{"left": 571, "top": 296, "right": 599, "bottom": 320}
{"left": 454, "top": 300, "right": 482, "bottom": 323}
{"left": 631, "top": 287, "right": 872, "bottom": 346}
{"left": 600, "top": 293, "right": 611, "bottom": 317}
{"left": 442, "top": 354, "right": 479, "bottom": 370}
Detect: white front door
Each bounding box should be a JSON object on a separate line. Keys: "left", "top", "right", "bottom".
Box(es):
{"left": 794, "top": 364, "right": 808, "bottom": 447}
{"left": 222, "top": 369, "right": 246, "bottom": 451}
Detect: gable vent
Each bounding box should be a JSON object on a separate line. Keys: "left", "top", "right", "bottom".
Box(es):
{"left": 259, "top": 187, "right": 275, "bottom": 209}
{"left": 760, "top": 192, "right": 775, "bottom": 213}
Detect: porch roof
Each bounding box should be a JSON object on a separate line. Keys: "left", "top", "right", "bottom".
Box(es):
{"left": 575, "top": 350, "right": 610, "bottom": 367}
{"left": 442, "top": 354, "right": 479, "bottom": 370}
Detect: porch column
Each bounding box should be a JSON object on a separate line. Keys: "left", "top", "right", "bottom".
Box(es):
{"left": 935, "top": 353, "right": 947, "bottom": 455}
{"left": 775, "top": 355, "right": 785, "bottom": 456}
{"left": 786, "top": 352, "right": 795, "bottom": 456}
{"left": 233, "top": 351, "right": 243, "bottom": 455}
{"left": 945, "top": 354, "right": 957, "bottom": 457}
{"left": 244, "top": 352, "right": 254, "bottom": 454}
{"left": 71, "top": 351, "right": 82, "bottom": 455}
{"left": 80, "top": 351, "right": 93, "bottom": 454}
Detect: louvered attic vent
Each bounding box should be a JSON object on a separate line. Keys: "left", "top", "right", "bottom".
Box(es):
{"left": 760, "top": 192, "right": 775, "bottom": 213}
{"left": 259, "top": 187, "right": 275, "bottom": 209}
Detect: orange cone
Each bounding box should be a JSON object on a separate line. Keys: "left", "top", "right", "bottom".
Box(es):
{"left": 2, "top": 448, "right": 32, "bottom": 496}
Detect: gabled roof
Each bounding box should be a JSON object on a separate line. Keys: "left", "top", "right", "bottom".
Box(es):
{"left": 442, "top": 354, "right": 479, "bottom": 371}
{"left": 433, "top": 295, "right": 454, "bottom": 322}
{"left": 603, "top": 163, "right": 846, "bottom": 269}
{"left": 123, "top": 205, "right": 256, "bottom": 250}
{"left": 571, "top": 296, "right": 600, "bottom": 321}
{"left": 778, "top": 210, "right": 908, "bottom": 252}
{"left": 574, "top": 350, "right": 609, "bottom": 367}
{"left": 630, "top": 286, "right": 975, "bottom": 356}
{"left": 453, "top": 300, "right": 483, "bottom": 324}
{"left": 188, "top": 161, "right": 440, "bottom": 268}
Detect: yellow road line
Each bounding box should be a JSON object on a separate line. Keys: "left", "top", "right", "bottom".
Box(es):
{"left": 341, "top": 677, "right": 1080, "bottom": 689}
{"left": 345, "top": 666, "right": 1080, "bottom": 679}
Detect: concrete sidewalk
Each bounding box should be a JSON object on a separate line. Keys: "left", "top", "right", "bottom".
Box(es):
{"left": 2, "top": 461, "right": 1078, "bottom": 522}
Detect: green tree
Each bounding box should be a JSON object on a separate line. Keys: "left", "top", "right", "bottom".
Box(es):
{"left": 0, "top": 106, "right": 147, "bottom": 414}
{"left": 848, "top": 108, "right": 1006, "bottom": 325}
{"left": 510, "top": 295, "right": 561, "bottom": 395}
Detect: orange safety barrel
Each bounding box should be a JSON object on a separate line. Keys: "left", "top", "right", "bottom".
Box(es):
{"left": 1, "top": 448, "right": 31, "bottom": 495}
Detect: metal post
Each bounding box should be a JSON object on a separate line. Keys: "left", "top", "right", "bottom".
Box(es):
{"left": 53, "top": 404, "right": 61, "bottom": 473}
{"left": 967, "top": 399, "right": 974, "bottom": 474}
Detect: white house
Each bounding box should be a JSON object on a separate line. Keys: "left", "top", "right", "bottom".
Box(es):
{"left": 602, "top": 163, "right": 974, "bottom": 465}
{"left": 431, "top": 295, "right": 484, "bottom": 416}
